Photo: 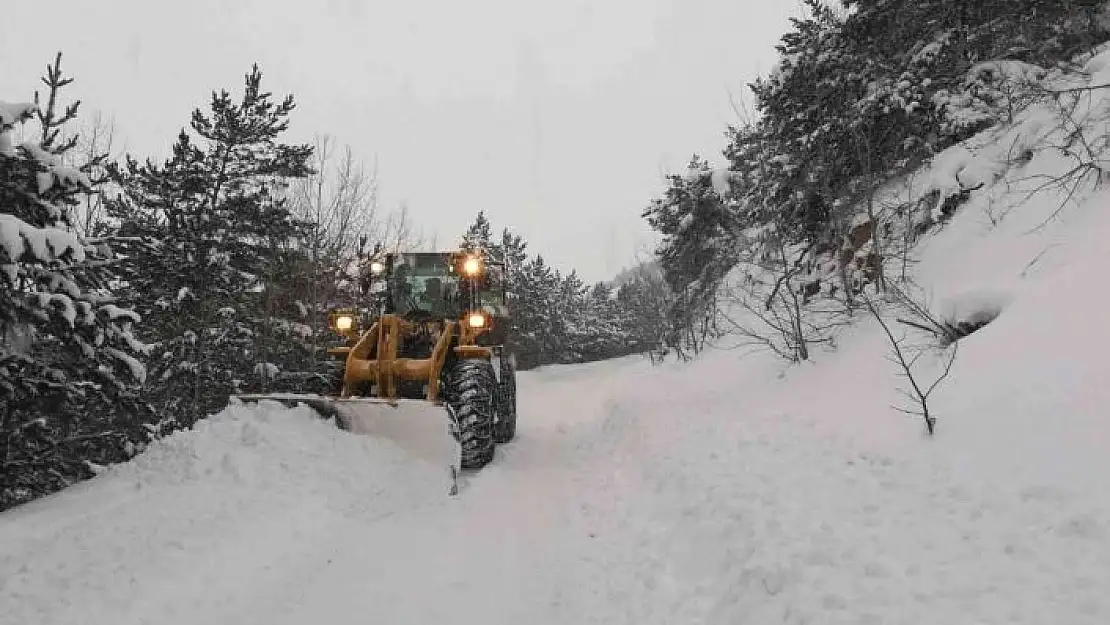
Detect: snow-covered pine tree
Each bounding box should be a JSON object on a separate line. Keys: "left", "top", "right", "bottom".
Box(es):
{"left": 457, "top": 213, "right": 637, "bottom": 367}
{"left": 1, "top": 54, "right": 150, "bottom": 510}
{"left": 573, "top": 282, "right": 632, "bottom": 362}
{"left": 731, "top": 0, "right": 1110, "bottom": 258}
{"left": 106, "top": 64, "right": 317, "bottom": 428}
{"left": 495, "top": 227, "right": 530, "bottom": 360}
{"left": 549, "top": 270, "right": 587, "bottom": 363}
{"left": 461, "top": 210, "right": 494, "bottom": 254}
{"left": 512, "top": 254, "right": 562, "bottom": 367}
{"left": 633, "top": 0, "right": 1110, "bottom": 365}
{"left": 615, "top": 262, "right": 670, "bottom": 358}
{"left": 642, "top": 155, "right": 733, "bottom": 356}
{"left": 499, "top": 227, "right": 528, "bottom": 273}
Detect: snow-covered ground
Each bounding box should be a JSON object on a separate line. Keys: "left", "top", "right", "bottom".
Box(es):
{"left": 5, "top": 55, "right": 1110, "bottom": 625}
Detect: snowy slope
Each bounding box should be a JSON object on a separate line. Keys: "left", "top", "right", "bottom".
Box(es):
{"left": 5, "top": 54, "right": 1110, "bottom": 625}
{"left": 622, "top": 184, "right": 1110, "bottom": 622}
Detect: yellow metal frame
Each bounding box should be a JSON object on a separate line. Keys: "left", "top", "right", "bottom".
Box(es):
{"left": 327, "top": 313, "right": 492, "bottom": 404}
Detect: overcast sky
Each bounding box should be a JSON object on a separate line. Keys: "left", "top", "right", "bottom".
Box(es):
{"left": 0, "top": 0, "right": 802, "bottom": 283}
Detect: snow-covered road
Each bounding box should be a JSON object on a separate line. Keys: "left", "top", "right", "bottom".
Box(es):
{"left": 0, "top": 358, "right": 678, "bottom": 625}
{"left": 4, "top": 341, "right": 1109, "bottom": 625}
{"left": 221, "top": 363, "right": 669, "bottom": 625}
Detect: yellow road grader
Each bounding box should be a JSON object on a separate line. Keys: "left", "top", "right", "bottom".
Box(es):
{"left": 238, "top": 249, "right": 517, "bottom": 474}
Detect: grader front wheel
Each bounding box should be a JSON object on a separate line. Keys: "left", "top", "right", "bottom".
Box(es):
{"left": 442, "top": 358, "right": 497, "bottom": 469}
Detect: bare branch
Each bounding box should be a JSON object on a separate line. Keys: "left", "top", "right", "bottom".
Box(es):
{"left": 863, "top": 292, "right": 959, "bottom": 436}
{"left": 1046, "top": 82, "right": 1110, "bottom": 95}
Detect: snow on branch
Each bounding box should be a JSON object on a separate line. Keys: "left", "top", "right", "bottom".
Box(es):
{"left": 99, "top": 303, "right": 141, "bottom": 323}
{"left": 0, "top": 101, "right": 37, "bottom": 155}
{"left": 0, "top": 213, "right": 86, "bottom": 266}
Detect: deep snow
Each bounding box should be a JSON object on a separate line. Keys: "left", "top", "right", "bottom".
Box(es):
{"left": 5, "top": 50, "right": 1110, "bottom": 625}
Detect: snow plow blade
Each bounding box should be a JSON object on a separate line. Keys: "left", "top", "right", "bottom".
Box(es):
{"left": 234, "top": 393, "right": 462, "bottom": 484}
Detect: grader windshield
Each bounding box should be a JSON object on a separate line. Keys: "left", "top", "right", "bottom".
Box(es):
{"left": 388, "top": 252, "right": 506, "bottom": 319}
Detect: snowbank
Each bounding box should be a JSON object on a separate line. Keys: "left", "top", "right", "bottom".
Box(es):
{"left": 0, "top": 400, "right": 449, "bottom": 625}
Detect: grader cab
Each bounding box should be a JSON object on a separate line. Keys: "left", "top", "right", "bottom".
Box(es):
{"left": 239, "top": 249, "right": 517, "bottom": 473}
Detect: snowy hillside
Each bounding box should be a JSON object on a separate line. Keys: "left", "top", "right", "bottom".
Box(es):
{"left": 5, "top": 45, "right": 1110, "bottom": 625}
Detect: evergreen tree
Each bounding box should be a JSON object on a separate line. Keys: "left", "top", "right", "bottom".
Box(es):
{"left": 642, "top": 0, "right": 1110, "bottom": 362}
{"left": 575, "top": 282, "right": 632, "bottom": 361}
{"left": 457, "top": 212, "right": 667, "bottom": 368}
{"left": 551, "top": 270, "right": 587, "bottom": 362}
{"left": 731, "top": 0, "right": 1110, "bottom": 252}
{"left": 642, "top": 156, "right": 734, "bottom": 353}
{"left": 615, "top": 263, "right": 670, "bottom": 357}
{"left": 496, "top": 226, "right": 530, "bottom": 359}
{"left": 1, "top": 55, "right": 149, "bottom": 509}
{"left": 499, "top": 227, "right": 528, "bottom": 270}
{"left": 512, "top": 255, "right": 558, "bottom": 368}
{"left": 107, "top": 64, "right": 316, "bottom": 427}
{"left": 461, "top": 210, "right": 494, "bottom": 253}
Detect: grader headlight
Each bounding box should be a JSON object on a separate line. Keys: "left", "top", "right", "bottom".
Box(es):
{"left": 369, "top": 260, "right": 386, "bottom": 276}
{"left": 461, "top": 255, "right": 483, "bottom": 277}
{"left": 330, "top": 311, "right": 356, "bottom": 333}
{"left": 467, "top": 311, "right": 487, "bottom": 329}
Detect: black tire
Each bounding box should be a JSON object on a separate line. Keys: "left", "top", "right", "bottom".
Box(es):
{"left": 441, "top": 358, "right": 497, "bottom": 469}
{"left": 493, "top": 355, "right": 517, "bottom": 444}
